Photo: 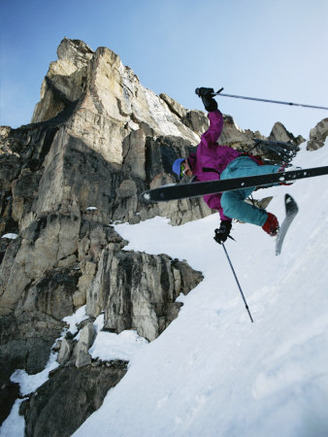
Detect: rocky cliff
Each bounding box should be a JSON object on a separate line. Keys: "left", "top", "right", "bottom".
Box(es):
{"left": 1, "top": 38, "right": 325, "bottom": 436}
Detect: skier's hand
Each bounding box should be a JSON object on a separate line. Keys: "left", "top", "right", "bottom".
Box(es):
{"left": 195, "top": 87, "right": 218, "bottom": 112}
{"left": 195, "top": 87, "right": 214, "bottom": 98}
{"left": 214, "top": 220, "right": 232, "bottom": 244}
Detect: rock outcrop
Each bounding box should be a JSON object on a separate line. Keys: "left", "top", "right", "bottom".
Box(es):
{"left": 0, "top": 37, "right": 311, "bottom": 435}
{"left": 307, "top": 118, "right": 328, "bottom": 150}
{"left": 20, "top": 361, "right": 128, "bottom": 437}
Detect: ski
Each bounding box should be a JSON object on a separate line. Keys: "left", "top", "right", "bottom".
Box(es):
{"left": 140, "top": 165, "right": 328, "bottom": 203}
{"left": 275, "top": 194, "right": 298, "bottom": 256}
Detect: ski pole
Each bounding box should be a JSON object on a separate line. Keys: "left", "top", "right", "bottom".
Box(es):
{"left": 222, "top": 243, "right": 254, "bottom": 323}
{"left": 212, "top": 88, "right": 328, "bottom": 111}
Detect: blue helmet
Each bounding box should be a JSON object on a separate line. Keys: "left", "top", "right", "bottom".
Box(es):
{"left": 172, "top": 158, "right": 185, "bottom": 179}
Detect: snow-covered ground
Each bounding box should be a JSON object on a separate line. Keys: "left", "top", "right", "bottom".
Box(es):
{"left": 2, "top": 142, "right": 328, "bottom": 437}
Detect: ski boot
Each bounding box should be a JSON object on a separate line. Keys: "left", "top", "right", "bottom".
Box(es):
{"left": 262, "top": 213, "right": 279, "bottom": 236}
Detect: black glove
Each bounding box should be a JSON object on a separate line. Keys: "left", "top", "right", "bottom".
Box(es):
{"left": 195, "top": 87, "right": 214, "bottom": 97}
{"left": 195, "top": 87, "right": 218, "bottom": 112}
{"left": 214, "top": 220, "right": 232, "bottom": 244}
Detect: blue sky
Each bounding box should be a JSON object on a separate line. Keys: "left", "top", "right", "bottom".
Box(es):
{"left": 1, "top": 0, "right": 327, "bottom": 138}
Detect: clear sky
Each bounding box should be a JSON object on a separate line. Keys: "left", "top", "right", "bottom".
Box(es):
{"left": 1, "top": 0, "right": 327, "bottom": 138}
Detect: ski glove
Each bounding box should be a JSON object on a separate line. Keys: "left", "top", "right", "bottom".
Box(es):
{"left": 214, "top": 220, "right": 232, "bottom": 244}
{"left": 195, "top": 87, "right": 218, "bottom": 112}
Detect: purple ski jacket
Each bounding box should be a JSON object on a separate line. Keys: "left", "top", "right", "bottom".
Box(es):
{"left": 188, "top": 110, "right": 243, "bottom": 220}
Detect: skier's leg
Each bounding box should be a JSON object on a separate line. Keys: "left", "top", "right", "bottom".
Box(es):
{"left": 221, "top": 156, "right": 280, "bottom": 181}
{"left": 221, "top": 188, "right": 268, "bottom": 226}
{"left": 220, "top": 156, "right": 280, "bottom": 226}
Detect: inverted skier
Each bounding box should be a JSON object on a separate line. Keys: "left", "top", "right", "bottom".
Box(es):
{"left": 172, "top": 87, "right": 283, "bottom": 244}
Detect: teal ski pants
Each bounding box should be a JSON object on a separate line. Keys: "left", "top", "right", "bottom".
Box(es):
{"left": 220, "top": 156, "right": 281, "bottom": 226}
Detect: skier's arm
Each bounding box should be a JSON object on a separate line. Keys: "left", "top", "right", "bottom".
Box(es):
{"left": 196, "top": 87, "right": 223, "bottom": 147}
{"left": 201, "top": 110, "right": 224, "bottom": 147}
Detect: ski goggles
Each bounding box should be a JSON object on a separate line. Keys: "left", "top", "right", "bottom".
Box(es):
{"left": 180, "top": 162, "right": 186, "bottom": 178}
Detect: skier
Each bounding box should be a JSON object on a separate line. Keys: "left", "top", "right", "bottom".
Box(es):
{"left": 172, "top": 87, "right": 282, "bottom": 244}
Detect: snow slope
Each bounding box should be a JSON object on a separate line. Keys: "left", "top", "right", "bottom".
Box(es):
{"left": 2, "top": 143, "right": 328, "bottom": 437}
{"left": 72, "top": 143, "right": 328, "bottom": 437}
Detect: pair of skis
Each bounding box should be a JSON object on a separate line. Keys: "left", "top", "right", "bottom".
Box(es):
{"left": 140, "top": 165, "right": 328, "bottom": 254}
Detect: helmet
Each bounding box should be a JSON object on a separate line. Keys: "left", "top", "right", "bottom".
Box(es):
{"left": 172, "top": 158, "right": 185, "bottom": 179}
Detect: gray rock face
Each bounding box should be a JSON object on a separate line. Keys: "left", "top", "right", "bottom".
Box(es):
{"left": 307, "top": 118, "right": 328, "bottom": 150}
{"left": 87, "top": 250, "right": 203, "bottom": 341}
{"left": 21, "top": 361, "right": 128, "bottom": 437}
{"left": 0, "top": 37, "right": 315, "bottom": 434}
{"left": 0, "top": 45, "right": 206, "bottom": 429}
